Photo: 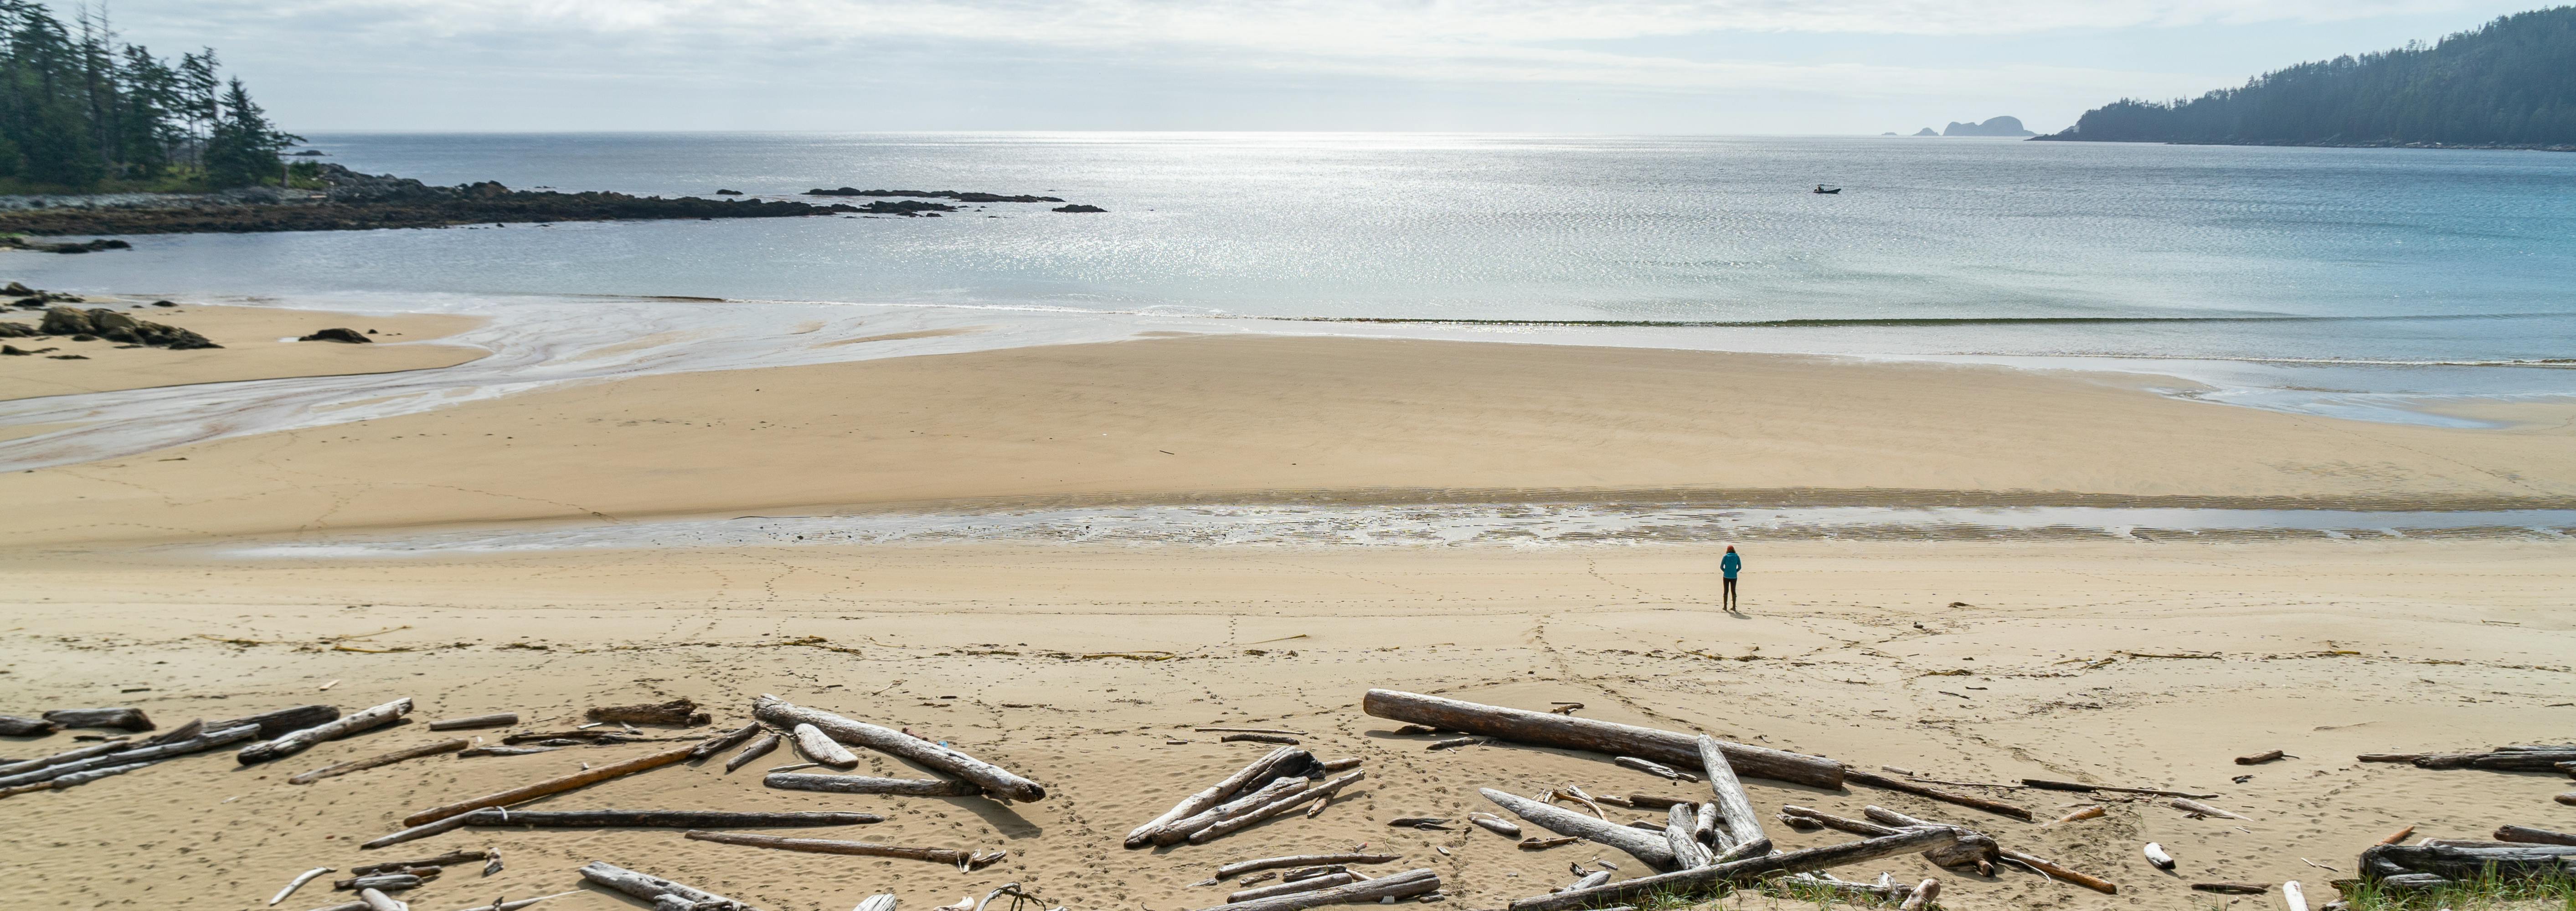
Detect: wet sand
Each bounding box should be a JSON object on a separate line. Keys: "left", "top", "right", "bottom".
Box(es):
{"left": 0, "top": 302, "right": 484, "bottom": 401}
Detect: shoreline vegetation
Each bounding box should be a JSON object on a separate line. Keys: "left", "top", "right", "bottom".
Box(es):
{"left": 2039, "top": 6, "right": 2576, "bottom": 149}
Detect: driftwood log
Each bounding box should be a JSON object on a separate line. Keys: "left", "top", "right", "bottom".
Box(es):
{"left": 754, "top": 695, "right": 1045, "bottom": 801}
{"left": 791, "top": 723, "right": 860, "bottom": 767}
{"left": 578, "top": 860, "right": 757, "bottom": 911}
{"left": 586, "top": 699, "right": 709, "bottom": 726}
{"left": 1363, "top": 690, "right": 1844, "bottom": 788}
{"left": 1847, "top": 770, "right": 2033, "bottom": 821}
{"left": 459, "top": 746, "right": 559, "bottom": 757}
{"left": 1695, "top": 735, "right": 1770, "bottom": 856}
{"left": 1229, "top": 872, "right": 1355, "bottom": 902}
{"left": 356, "top": 887, "right": 404, "bottom": 911}
{"left": 1471, "top": 814, "right": 1523, "bottom": 838}
{"left": 428, "top": 713, "right": 520, "bottom": 731}
{"left": 240, "top": 698, "right": 412, "bottom": 765}
{"left": 465, "top": 808, "right": 880, "bottom": 828}
{"left": 2498, "top": 825, "right": 2576, "bottom": 846}
{"left": 1127, "top": 746, "right": 1318, "bottom": 848}
{"left": 1222, "top": 733, "right": 1301, "bottom": 745}
{"left": 2361, "top": 843, "right": 2576, "bottom": 881}
{"left": 0, "top": 724, "right": 257, "bottom": 787}
{"left": 1664, "top": 804, "right": 1714, "bottom": 869}
{"left": 0, "top": 738, "right": 130, "bottom": 777}
{"left": 0, "top": 715, "right": 61, "bottom": 736}
{"left": 690, "top": 723, "right": 763, "bottom": 761}
{"left": 2021, "top": 778, "right": 2216, "bottom": 798}
{"left": 1192, "top": 868, "right": 1440, "bottom": 911}
{"left": 290, "top": 739, "right": 469, "bottom": 784}
{"left": 335, "top": 872, "right": 431, "bottom": 891}
{"left": 683, "top": 831, "right": 1003, "bottom": 868}
{"left": 1782, "top": 805, "right": 1994, "bottom": 872}
{"left": 725, "top": 732, "right": 782, "bottom": 772}
{"left": 850, "top": 895, "right": 896, "bottom": 911}
{"left": 1159, "top": 777, "right": 1312, "bottom": 845}
{"left": 2192, "top": 882, "right": 2270, "bottom": 894}
{"left": 2235, "top": 750, "right": 2286, "bottom": 765}
{"left": 1509, "top": 827, "right": 1956, "bottom": 911}
{"left": 41, "top": 707, "right": 154, "bottom": 731}
{"left": 2171, "top": 797, "right": 2248, "bottom": 819}
{"left": 211, "top": 705, "right": 342, "bottom": 739}
{"left": 361, "top": 810, "right": 479, "bottom": 850}
{"left": 1483, "top": 787, "right": 1677, "bottom": 871}
{"left": 765, "top": 772, "right": 980, "bottom": 796}
{"left": 402, "top": 741, "right": 701, "bottom": 825}
{"left": 1214, "top": 854, "right": 1401, "bottom": 880}
{"left": 1192, "top": 770, "right": 1366, "bottom": 844}
{"left": 350, "top": 849, "right": 486, "bottom": 875}
{"left": 269, "top": 866, "right": 333, "bottom": 906}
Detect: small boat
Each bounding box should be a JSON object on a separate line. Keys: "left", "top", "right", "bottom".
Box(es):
{"left": 1812, "top": 185, "right": 1842, "bottom": 194}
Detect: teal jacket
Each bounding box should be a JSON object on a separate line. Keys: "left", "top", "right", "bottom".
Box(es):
{"left": 1720, "top": 552, "right": 1741, "bottom": 579}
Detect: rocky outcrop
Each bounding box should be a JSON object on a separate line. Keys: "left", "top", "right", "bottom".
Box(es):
{"left": 299, "top": 327, "right": 371, "bottom": 343}
{"left": 1942, "top": 117, "right": 2037, "bottom": 137}
{"left": 854, "top": 200, "right": 958, "bottom": 216}
{"left": 0, "top": 164, "right": 873, "bottom": 236}
{"left": 1912, "top": 128, "right": 1939, "bottom": 136}
{"left": 1052, "top": 204, "right": 1107, "bottom": 213}
{"left": 0, "top": 320, "right": 36, "bottom": 337}
{"left": 38, "top": 306, "right": 220, "bottom": 349}
{"left": 0, "top": 236, "right": 131, "bottom": 253}
{"left": 805, "top": 188, "right": 1065, "bottom": 203}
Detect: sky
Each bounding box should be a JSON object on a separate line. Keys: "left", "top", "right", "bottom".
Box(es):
{"left": 90, "top": 0, "right": 2555, "bottom": 134}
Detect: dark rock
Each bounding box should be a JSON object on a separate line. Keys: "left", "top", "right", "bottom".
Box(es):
{"left": 715, "top": 189, "right": 743, "bottom": 195}
{"left": 291, "top": 149, "right": 326, "bottom": 156}
{"left": 1, "top": 345, "right": 30, "bottom": 355}
{"left": 0, "top": 321, "right": 33, "bottom": 337}
{"left": 152, "top": 300, "right": 176, "bottom": 307}
{"left": 0, "top": 237, "right": 131, "bottom": 253}
{"left": 805, "top": 188, "right": 1065, "bottom": 203}
{"left": 1052, "top": 204, "right": 1108, "bottom": 213}
{"left": 3, "top": 282, "right": 33, "bottom": 296}
{"left": 47, "top": 353, "right": 85, "bottom": 359}
{"left": 69, "top": 334, "right": 94, "bottom": 341}
{"left": 299, "top": 327, "right": 372, "bottom": 344}
{"left": 44, "top": 307, "right": 93, "bottom": 334}
{"left": 45, "top": 306, "right": 218, "bottom": 349}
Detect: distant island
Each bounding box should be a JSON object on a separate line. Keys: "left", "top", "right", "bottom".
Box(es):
{"left": 1897, "top": 117, "right": 2036, "bottom": 137}
{"left": 2036, "top": 6, "right": 2576, "bottom": 149}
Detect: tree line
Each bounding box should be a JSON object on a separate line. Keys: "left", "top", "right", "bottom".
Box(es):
{"left": 0, "top": 0, "right": 297, "bottom": 191}
{"left": 2041, "top": 6, "right": 2576, "bottom": 147}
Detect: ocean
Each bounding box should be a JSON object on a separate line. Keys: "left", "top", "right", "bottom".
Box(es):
{"left": 7, "top": 132, "right": 2575, "bottom": 471}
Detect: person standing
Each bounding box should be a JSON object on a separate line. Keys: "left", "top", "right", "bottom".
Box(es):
{"left": 1719, "top": 545, "right": 1742, "bottom": 612}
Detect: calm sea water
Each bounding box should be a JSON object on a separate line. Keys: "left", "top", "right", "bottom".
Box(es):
{"left": 13, "top": 132, "right": 2576, "bottom": 419}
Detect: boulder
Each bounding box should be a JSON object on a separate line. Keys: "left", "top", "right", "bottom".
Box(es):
{"left": 299, "top": 327, "right": 372, "bottom": 344}
{"left": 39, "top": 306, "right": 93, "bottom": 335}
{"left": 0, "top": 321, "right": 34, "bottom": 337}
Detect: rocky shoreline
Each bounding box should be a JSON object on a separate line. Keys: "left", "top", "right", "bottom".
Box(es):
{"left": 2028, "top": 135, "right": 2576, "bottom": 152}
{"left": 0, "top": 166, "right": 1103, "bottom": 237}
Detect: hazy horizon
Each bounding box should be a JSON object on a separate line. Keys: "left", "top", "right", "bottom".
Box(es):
{"left": 87, "top": 0, "right": 2555, "bottom": 135}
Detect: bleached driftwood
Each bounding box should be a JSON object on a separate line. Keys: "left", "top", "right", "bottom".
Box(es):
{"left": 1664, "top": 804, "right": 1714, "bottom": 869}
{"left": 690, "top": 723, "right": 763, "bottom": 761}
{"left": 753, "top": 695, "right": 1045, "bottom": 801}
{"left": 401, "top": 741, "right": 700, "bottom": 825}
{"left": 726, "top": 732, "right": 782, "bottom": 772}
{"left": 268, "top": 866, "right": 333, "bottom": 905}
{"left": 1158, "top": 777, "right": 1312, "bottom": 845}
{"left": 356, "top": 887, "right": 404, "bottom": 911}
{"left": 684, "top": 831, "right": 1003, "bottom": 868}
{"left": 1695, "top": 735, "right": 1769, "bottom": 856}
{"left": 1228, "top": 872, "right": 1354, "bottom": 902}
{"left": 1362, "top": 690, "right": 1843, "bottom": 788}
{"left": 459, "top": 746, "right": 560, "bottom": 757}
{"left": 1191, "top": 868, "right": 1439, "bottom": 911}
{"left": 239, "top": 699, "right": 413, "bottom": 765}
{"left": 1133, "top": 746, "right": 1319, "bottom": 849}
{"left": 290, "top": 739, "right": 469, "bottom": 784}
{"left": 1470, "top": 814, "right": 1522, "bottom": 838}
{"left": 1213, "top": 853, "right": 1401, "bottom": 880}
{"left": 2171, "top": 797, "right": 2248, "bottom": 820}
{"left": 792, "top": 723, "right": 860, "bottom": 767}
{"left": 0, "top": 725, "right": 257, "bottom": 787}
{"left": 1898, "top": 878, "right": 1938, "bottom": 911}
{"left": 1482, "top": 787, "right": 1677, "bottom": 871}
{"left": 428, "top": 713, "right": 520, "bottom": 731}
{"left": 2145, "top": 842, "right": 2176, "bottom": 869}
{"left": 1191, "top": 770, "right": 1366, "bottom": 844}
{"left": 0, "top": 738, "right": 131, "bottom": 777}
{"left": 1614, "top": 757, "right": 1697, "bottom": 782}
{"left": 1507, "top": 827, "right": 1957, "bottom": 911}
{"left": 578, "top": 860, "right": 757, "bottom": 911}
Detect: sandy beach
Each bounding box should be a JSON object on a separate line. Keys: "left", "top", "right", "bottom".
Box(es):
{"left": 3, "top": 318, "right": 2572, "bottom": 911}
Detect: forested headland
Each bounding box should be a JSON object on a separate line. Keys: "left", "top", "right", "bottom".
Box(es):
{"left": 2038, "top": 6, "right": 2576, "bottom": 149}
{"left": 0, "top": 0, "right": 298, "bottom": 192}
